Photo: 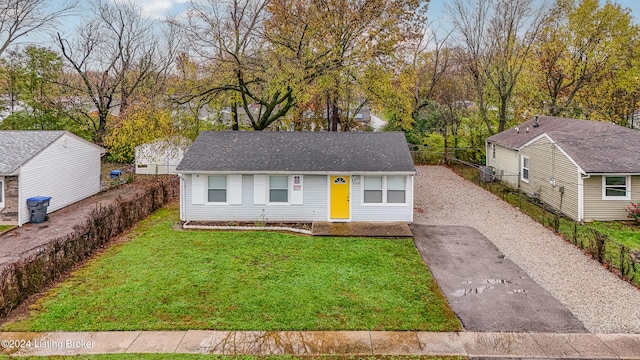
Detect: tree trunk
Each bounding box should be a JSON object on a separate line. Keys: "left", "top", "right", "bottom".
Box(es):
{"left": 231, "top": 103, "right": 239, "bottom": 131}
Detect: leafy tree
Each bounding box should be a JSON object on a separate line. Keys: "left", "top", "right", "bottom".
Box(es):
{"left": 533, "top": 0, "right": 638, "bottom": 118}
{"left": 56, "top": 0, "right": 165, "bottom": 144}
{"left": 104, "top": 101, "right": 176, "bottom": 163}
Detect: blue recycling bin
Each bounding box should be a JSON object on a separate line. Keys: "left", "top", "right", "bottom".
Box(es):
{"left": 110, "top": 170, "right": 122, "bottom": 178}
{"left": 26, "top": 196, "right": 51, "bottom": 223}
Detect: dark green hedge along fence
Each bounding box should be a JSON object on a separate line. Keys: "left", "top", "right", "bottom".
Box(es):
{"left": 0, "top": 176, "right": 179, "bottom": 318}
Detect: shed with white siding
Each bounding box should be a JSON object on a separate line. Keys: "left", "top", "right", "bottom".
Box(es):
{"left": 486, "top": 116, "right": 640, "bottom": 222}
{"left": 176, "top": 131, "right": 416, "bottom": 223}
{"left": 0, "top": 131, "right": 105, "bottom": 226}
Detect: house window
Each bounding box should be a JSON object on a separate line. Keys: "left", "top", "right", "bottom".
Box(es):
{"left": 364, "top": 176, "right": 383, "bottom": 203}
{"left": 208, "top": 175, "right": 227, "bottom": 202}
{"left": 269, "top": 175, "right": 289, "bottom": 202}
{"left": 521, "top": 156, "right": 529, "bottom": 182}
{"left": 602, "top": 176, "right": 630, "bottom": 200}
{"left": 387, "top": 176, "right": 406, "bottom": 203}
{"left": 363, "top": 176, "right": 408, "bottom": 204}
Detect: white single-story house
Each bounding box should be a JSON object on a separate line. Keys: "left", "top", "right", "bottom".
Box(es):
{"left": 176, "top": 131, "right": 416, "bottom": 223}
{"left": 0, "top": 130, "right": 105, "bottom": 226}
{"left": 486, "top": 116, "right": 640, "bottom": 222}
{"left": 135, "top": 137, "right": 190, "bottom": 175}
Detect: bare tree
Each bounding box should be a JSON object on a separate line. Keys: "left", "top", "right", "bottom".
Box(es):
{"left": 448, "top": 0, "right": 547, "bottom": 134}
{"left": 56, "top": 0, "right": 165, "bottom": 144}
{"left": 0, "top": 0, "right": 76, "bottom": 57}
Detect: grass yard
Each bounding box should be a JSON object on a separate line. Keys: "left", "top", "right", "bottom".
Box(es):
{"left": 1, "top": 204, "right": 459, "bottom": 332}
{"left": 589, "top": 221, "right": 640, "bottom": 251}
{"left": 0, "top": 225, "right": 13, "bottom": 234}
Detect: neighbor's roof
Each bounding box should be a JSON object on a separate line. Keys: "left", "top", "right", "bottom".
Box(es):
{"left": 176, "top": 131, "right": 416, "bottom": 173}
{"left": 0, "top": 131, "right": 104, "bottom": 175}
{"left": 487, "top": 116, "right": 640, "bottom": 173}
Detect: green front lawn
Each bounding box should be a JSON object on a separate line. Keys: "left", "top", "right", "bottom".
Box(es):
{"left": 2, "top": 204, "right": 459, "bottom": 332}
{"left": 589, "top": 221, "right": 640, "bottom": 251}
{"left": 0, "top": 225, "right": 13, "bottom": 234}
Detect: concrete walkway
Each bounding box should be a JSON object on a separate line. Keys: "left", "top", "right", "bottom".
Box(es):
{"left": 1, "top": 331, "right": 640, "bottom": 358}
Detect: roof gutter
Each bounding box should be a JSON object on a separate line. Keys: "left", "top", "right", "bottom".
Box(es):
{"left": 175, "top": 170, "right": 417, "bottom": 176}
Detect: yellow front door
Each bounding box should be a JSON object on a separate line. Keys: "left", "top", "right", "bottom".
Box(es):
{"left": 330, "top": 176, "right": 350, "bottom": 220}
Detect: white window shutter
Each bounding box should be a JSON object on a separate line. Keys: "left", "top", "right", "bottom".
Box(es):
{"left": 254, "top": 175, "right": 266, "bottom": 204}
{"left": 228, "top": 175, "right": 243, "bottom": 205}
{"left": 290, "top": 175, "right": 303, "bottom": 205}
{"left": 192, "top": 174, "right": 205, "bottom": 204}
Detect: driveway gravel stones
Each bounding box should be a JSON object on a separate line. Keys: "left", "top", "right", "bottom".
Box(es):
{"left": 413, "top": 165, "right": 640, "bottom": 334}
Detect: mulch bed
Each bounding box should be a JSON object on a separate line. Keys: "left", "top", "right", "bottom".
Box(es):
{"left": 184, "top": 221, "right": 313, "bottom": 231}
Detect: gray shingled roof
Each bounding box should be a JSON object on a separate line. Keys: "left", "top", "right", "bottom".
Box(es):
{"left": 0, "top": 131, "right": 66, "bottom": 175}
{"left": 487, "top": 116, "right": 640, "bottom": 173}
{"left": 176, "top": 131, "right": 416, "bottom": 173}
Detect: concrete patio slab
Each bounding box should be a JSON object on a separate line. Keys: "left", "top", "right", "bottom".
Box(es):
{"left": 458, "top": 332, "right": 546, "bottom": 357}
{"left": 174, "top": 330, "right": 234, "bottom": 354}
{"left": 312, "top": 221, "right": 412, "bottom": 237}
{"left": 126, "top": 331, "right": 186, "bottom": 353}
{"left": 597, "top": 333, "right": 640, "bottom": 359}
{"left": 370, "top": 331, "right": 421, "bottom": 354}
{"left": 416, "top": 332, "right": 467, "bottom": 356}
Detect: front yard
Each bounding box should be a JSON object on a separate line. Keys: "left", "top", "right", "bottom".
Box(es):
{"left": 2, "top": 204, "right": 460, "bottom": 332}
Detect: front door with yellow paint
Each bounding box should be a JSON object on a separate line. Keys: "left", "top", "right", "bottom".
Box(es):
{"left": 330, "top": 176, "right": 350, "bottom": 220}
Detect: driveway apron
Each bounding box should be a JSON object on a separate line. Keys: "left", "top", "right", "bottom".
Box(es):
{"left": 411, "top": 224, "right": 586, "bottom": 333}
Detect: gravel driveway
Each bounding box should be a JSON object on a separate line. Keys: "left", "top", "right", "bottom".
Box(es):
{"left": 414, "top": 165, "right": 640, "bottom": 334}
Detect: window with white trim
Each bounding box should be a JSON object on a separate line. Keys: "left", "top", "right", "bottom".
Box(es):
{"left": 364, "top": 176, "right": 383, "bottom": 203}
{"left": 269, "top": 175, "right": 289, "bottom": 203}
{"left": 207, "top": 175, "right": 227, "bottom": 202}
{"left": 363, "top": 176, "right": 407, "bottom": 204}
{"left": 521, "top": 156, "right": 529, "bottom": 182}
{"left": 602, "top": 176, "right": 630, "bottom": 200}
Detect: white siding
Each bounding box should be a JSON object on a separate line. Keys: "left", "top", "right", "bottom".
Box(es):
{"left": 351, "top": 175, "right": 414, "bottom": 222}
{"left": 19, "top": 134, "right": 102, "bottom": 225}
{"left": 134, "top": 140, "right": 187, "bottom": 175}
{"left": 486, "top": 143, "right": 520, "bottom": 187}
{"left": 182, "top": 174, "right": 328, "bottom": 222}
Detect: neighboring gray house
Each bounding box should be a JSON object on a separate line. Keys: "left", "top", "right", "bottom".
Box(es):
{"left": 486, "top": 116, "right": 640, "bottom": 222}
{"left": 176, "top": 131, "right": 416, "bottom": 223}
{"left": 0, "top": 131, "right": 105, "bottom": 226}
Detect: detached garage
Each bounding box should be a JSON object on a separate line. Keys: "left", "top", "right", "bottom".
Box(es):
{"left": 0, "top": 131, "right": 105, "bottom": 226}
{"left": 176, "top": 131, "right": 416, "bottom": 223}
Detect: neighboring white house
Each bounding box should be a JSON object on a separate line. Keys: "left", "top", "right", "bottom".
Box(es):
{"left": 176, "top": 131, "right": 416, "bottom": 223}
{"left": 0, "top": 130, "right": 105, "bottom": 226}
{"left": 486, "top": 116, "right": 640, "bottom": 222}
{"left": 135, "top": 137, "right": 190, "bottom": 175}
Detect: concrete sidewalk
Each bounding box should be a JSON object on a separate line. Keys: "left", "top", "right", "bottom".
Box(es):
{"left": 1, "top": 331, "right": 640, "bottom": 358}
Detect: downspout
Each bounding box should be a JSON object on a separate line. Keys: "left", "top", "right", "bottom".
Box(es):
{"left": 578, "top": 173, "right": 590, "bottom": 222}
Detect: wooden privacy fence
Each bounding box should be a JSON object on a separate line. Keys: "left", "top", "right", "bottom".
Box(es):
{"left": 0, "top": 176, "right": 179, "bottom": 318}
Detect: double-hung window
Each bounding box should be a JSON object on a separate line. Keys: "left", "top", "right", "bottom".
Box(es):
{"left": 364, "top": 176, "right": 383, "bottom": 203}
{"left": 603, "top": 176, "right": 630, "bottom": 200}
{"left": 269, "top": 175, "right": 289, "bottom": 203}
{"left": 363, "top": 176, "right": 407, "bottom": 204}
{"left": 521, "top": 156, "right": 529, "bottom": 182}
{"left": 208, "top": 175, "right": 227, "bottom": 202}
